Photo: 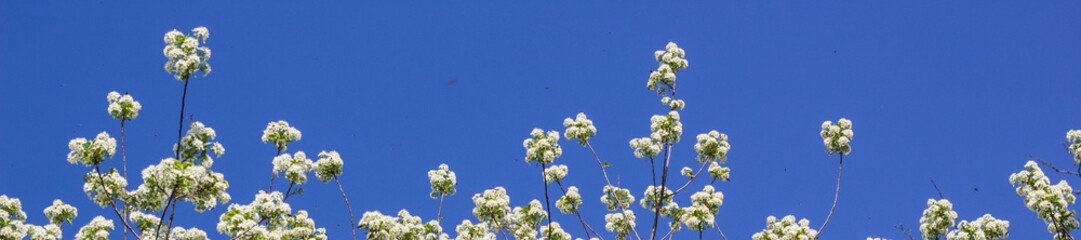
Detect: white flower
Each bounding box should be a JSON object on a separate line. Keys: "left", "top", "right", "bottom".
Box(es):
{"left": 661, "top": 97, "right": 685, "bottom": 110}
{"left": 544, "top": 164, "right": 569, "bottom": 183}
{"left": 67, "top": 132, "right": 117, "bottom": 166}
{"left": 540, "top": 222, "right": 572, "bottom": 240}
{"left": 471, "top": 187, "right": 512, "bottom": 230}
{"left": 42, "top": 199, "right": 77, "bottom": 226}
{"left": 600, "top": 185, "right": 634, "bottom": 211}
{"left": 454, "top": 220, "right": 495, "bottom": 240}
{"left": 556, "top": 186, "right": 582, "bottom": 214}
{"left": 640, "top": 185, "right": 673, "bottom": 212}
{"left": 428, "top": 163, "right": 457, "bottom": 198}
{"left": 524, "top": 128, "right": 562, "bottom": 164}
{"left": 647, "top": 42, "right": 688, "bottom": 96}
{"left": 313, "top": 150, "right": 345, "bottom": 183}
{"left": 649, "top": 111, "right": 683, "bottom": 144}
{"left": 604, "top": 210, "right": 636, "bottom": 240}
{"left": 272, "top": 151, "right": 313, "bottom": 184}
{"left": 1009, "top": 161, "right": 1078, "bottom": 238}
{"left": 694, "top": 130, "right": 730, "bottom": 164}
{"left": 191, "top": 27, "right": 209, "bottom": 42}
{"left": 750, "top": 215, "right": 818, "bottom": 240}
{"left": 945, "top": 214, "right": 1009, "bottom": 240}
{"left": 75, "top": 216, "right": 113, "bottom": 240}
{"left": 689, "top": 185, "right": 724, "bottom": 214}
{"left": 174, "top": 121, "right": 224, "bottom": 166}
{"left": 680, "top": 167, "right": 694, "bottom": 178}
{"left": 217, "top": 191, "right": 327, "bottom": 240}
{"left": 1067, "top": 130, "right": 1081, "bottom": 164}
{"left": 106, "top": 91, "right": 142, "bottom": 121}
{"left": 507, "top": 200, "right": 548, "bottom": 240}
{"left": 134, "top": 157, "right": 230, "bottom": 212}
{"left": 919, "top": 199, "right": 958, "bottom": 238}
{"left": 629, "top": 137, "right": 662, "bottom": 159}
{"left": 708, "top": 161, "right": 731, "bottom": 182}
{"left": 262, "top": 120, "right": 302, "bottom": 151}
{"left": 27, "top": 224, "right": 62, "bottom": 240}
{"left": 679, "top": 204, "right": 713, "bottom": 231}
{"left": 820, "top": 118, "right": 854, "bottom": 155}
{"left": 82, "top": 168, "right": 127, "bottom": 207}
{"left": 563, "top": 112, "right": 597, "bottom": 145}
{"left": 163, "top": 27, "right": 212, "bottom": 80}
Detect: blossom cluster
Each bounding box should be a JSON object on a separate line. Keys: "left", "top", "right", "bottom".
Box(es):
{"left": 471, "top": 187, "right": 512, "bottom": 230}
{"left": 661, "top": 97, "right": 685, "bottom": 110}
{"left": 262, "top": 120, "right": 302, "bottom": 151}
{"left": 604, "top": 210, "right": 636, "bottom": 240}
{"left": 649, "top": 111, "right": 683, "bottom": 144}
{"left": 640, "top": 185, "right": 673, "bottom": 212}
{"left": 1009, "top": 160, "right": 1079, "bottom": 237}
{"left": 132, "top": 157, "right": 231, "bottom": 212}
{"left": 74, "top": 216, "right": 113, "bottom": 240}
{"left": 693, "top": 130, "right": 730, "bottom": 164}
{"left": 43, "top": 200, "right": 77, "bottom": 225}
{"left": 272, "top": 151, "right": 313, "bottom": 185}
{"left": 543, "top": 164, "right": 568, "bottom": 183}
{"left": 820, "top": 118, "right": 854, "bottom": 155}
{"left": 540, "top": 222, "right": 573, "bottom": 240}
{"left": 357, "top": 209, "right": 446, "bottom": 240}
{"left": 945, "top": 214, "right": 1010, "bottom": 240}
{"left": 600, "top": 185, "right": 634, "bottom": 211}
{"left": 217, "top": 191, "right": 327, "bottom": 240}
{"left": 647, "top": 42, "right": 688, "bottom": 95}
{"left": 523, "top": 128, "right": 562, "bottom": 164}
{"left": 82, "top": 168, "right": 127, "bottom": 207}
{"left": 313, "top": 150, "right": 344, "bottom": 183}
{"left": 708, "top": 161, "right": 731, "bottom": 182}
{"left": 629, "top": 137, "right": 662, "bottom": 159}
{"left": 428, "top": 163, "right": 457, "bottom": 198}
{"left": 507, "top": 200, "right": 548, "bottom": 239}
{"left": 556, "top": 186, "right": 582, "bottom": 214}
{"left": 174, "top": 121, "right": 225, "bottom": 166}
{"left": 454, "top": 220, "right": 496, "bottom": 240}
{"left": 106, "top": 91, "right": 142, "bottom": 121}
{"left": 919, "top": 198, "right": 958, "bottom": 238}
{"left": 672, "top": 185, "right": 724, "bottom": 231}
{"left": 66, "top": 132, "right": 117, "bottom": 166}
{"left": 750, "top": 215, "right": 818, "bottom": 240}
{"left": 563, "top": 112, "right": 597, "bottom": 145}
{"left": 0, "top": 195, "right": 77, "bottom": 240}
{"left": 1068, "top": 130, "right": 1081, "bottom": 164}
{"left": 163, "top": 27, "right": 212, "bottom": 80}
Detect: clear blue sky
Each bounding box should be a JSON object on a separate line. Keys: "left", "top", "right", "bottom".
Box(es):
{"left": 2, "top": 2, "right": 1081, "bottom": 239}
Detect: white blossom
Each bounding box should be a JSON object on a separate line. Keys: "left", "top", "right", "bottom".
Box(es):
{"left": 600, "top": 185, "right": 634, "bottom": 211}
{"left": 43, "top": 199, "right": 77, "bottom": 225}
{"left": 1009, "top": 160, "right": 1078, "bottom": 238}
{"left": 134, "top": 158, "right": 230, "bottom": 212}
{"left": 507, "top": 200, "right": 548, "bottom": 240}
{"left": 27, "top": 224, "right": 62, "bottom": 240}
{"left": 82, "top": 168, "right": 127, "bottom": 207}
{"left": 67, "top": 132, "right": 117, "bottom": 166}
{"left": 1067, "top": 130, "right": 1081, "bottom": 164}
{"left": 174, "top": 121, "right": 224, "bottom": 166}
{"left": 647, "top": 42, "right": 688, "bottom": 96}
{"left": 693, "top": 130, "right": 730, "bottom": 164}
{"left": 563, "top": 112, "right": 597, "bottom": 145}
{"left": 313, "top": 150, "right": 345, "bottom": 183}
{"left": 0, "top": 195, "right": 28, "bottom": 239}
{"left": 217, "top": 191, "right": 327, "bottom": 240}
{"left": 920, "top": 199, "right": 958, "bottom": 239}
{"left": 750, "top": 215, "right": 818, "bottom": 240}
{"left": 661, "top": 97, "right": 685, "bottom": 110}
{"left": 74, "top": 216, "right": 113, "bottom": 240}
{"left": 358, "top": 210, "right": 444, "bottom": 240}
{"left": 540, "top": 222, "right": 572, "bottom": 240}
{"left": 820, "top": 118, "right": 854, "bottom": 155}
{"left": 680, "top": 167, "right": 694, "bottom": 178}
{"left": 524, "top": 128, "right": 562, "bottom": 164}
{"left": 640, "top": 185, "right": 673, "bottom": 212}
{"left": 262, "top": 120, "right": 302, "bottom": 151}
{"left": 544, "top": 164, "right": 568, "bottom": 183}
{"left": 429, "top": 163, "right": 458, "bottom": 198}
{"left": 689, "top": 185, "right": 724, "bottom": 214}
{"left": 162, "top": 27, "right": 212, "bottom": 80}
{"left": 472, "top": 187, "right": 512, "bottom": 230}
{"left": 272, "top": 151, "right": 313, "bottom": 185}
{"left": 556, "top": 186, "right": 582, "bottom": 214}
{"left": 604, "top": 210, "right": 636, "bottom": 240}
{"left": 946, "top": 214, "right": 1009, "bottom": 240}
{"left": 629, "top": 137, "right": 661, "bottom": 159}
{"left": 106, "top": 91, "right": 142, "bottom": 121}
{"left": 708, "top": 161, "right": 731, "bottom": 182}
{"left": 454, "top": 220, "right": 496, "bottom": 240}
{"left": 679, "top": 204, "right": 713, "bottom": 231}
{"left": 649, "top": 111, "right": 683, "bottom": 144}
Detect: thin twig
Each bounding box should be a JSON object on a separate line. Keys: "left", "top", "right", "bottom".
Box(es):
{"left": 93, "top": 166, "right": 142, "bottom": 240}
{"left": 541, "top": 163, "right": 553, "bottom": 240}
{"left": 893, "top": 224, "right": 915, "bottom": 240}
{"left": 555, "top": 180, "right": 602, "bottom": 239}
{"left": 929, "top": 177, "right": 945, "bottom": 199}
{"left": 650, "top": 143, "right": 673, "bottom": 240}
{"left": 120, "top": 119, "right": 130, "bottom": 240}
{"left": 174, "top": 79, "right": 189, "bottom": 159}
{"left": 672, "top": 161, "right": 709, "bottom": 195}
{"left": 269, "top": 148, "right": 282, "bottom": 191}
{"left": 1039, "top": 159, "right": 1081, "bottom": 176}
{"left": 816, "top": 154, "right": 844, "bottom": 239}
{"left": 714, "top": 224, "right": 729, "bottom": 240}
{"left": 335, "top": 176, "right": 358, "bottom": 240}
{"left": 436, "top": 194, "right": 445, "bottom": 222}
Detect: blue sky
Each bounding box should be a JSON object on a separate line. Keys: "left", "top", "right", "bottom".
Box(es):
{"left": 2, "top": 1, "right": 1081, "bottom": 239}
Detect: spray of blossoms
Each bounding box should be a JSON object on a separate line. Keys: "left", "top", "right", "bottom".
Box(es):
{"left": 0, "top": 195, "right": 80, "bottom": 240}
{"left": 217, "top": 191, "right": 328, "bottom": 240}
{"left": 817, "top": 118, "right": 853, "bottom": 238}
{"left": 750, "top": 215, "right": 818, "bottom": 240}
{"left": 522, "top": 128, "right": 563, "bottom": 239}
{"left": 311, "top": 150, "right": 357, "bottom": 240}
{"left": 429, "top": 164, "right": 457, "bottom": 221}
{"left": 1010, "top": 160, "right": 1078, "bottom": 239}
{"left": 107, "top": 91, "right": 141, "bottom": 178}
{"left": 162, "top": 27, "right": 212, "bottom": 163}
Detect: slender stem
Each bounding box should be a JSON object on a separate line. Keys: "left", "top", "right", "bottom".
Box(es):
{"left": 929, "top": 177, "right": 945, "bottom": 199}
{"left": 120, "top": 119, "right": 129, "bottom": 240}
{"left": 436, "top": 194, "right": 445, "bottom": 222}
{"left": 672, "top": 161, "right": 709, "bottom": 195}
{"left": 165, "top": 200, "right": 178, "bottom": 240}
{"left": 698, "top": 230, "right": 703, "bottom": 240}
{"left": 540, "top": 163, "right": 553, "bottom": 240}
{"left": 154, "top": 184, "right": 180, "bottom": 237}
{"left": 269, "top": 148, "right": 282, "bottom": 191}
{"left": 816, "top": 154, "right": 844, "bottom": 238}
{"left": 283, "top": 182, "right": 296, "bottom": 201}
{"left": 649, "top": 157, "right": 657, "bottom": 186}
{"left": 713, "top": 224, "right": 729, "bottom": 240}
{"left": 92, "top": 166, "right": 142, "bottom": 239}
{"left": 650, "top": 144, "right": 673, "bottom": 240}
{"left": 335, "top": 176, "right": 358, "bottom": 240}
{"left": 175, "top": 79, "right": 190, "bottom": 159}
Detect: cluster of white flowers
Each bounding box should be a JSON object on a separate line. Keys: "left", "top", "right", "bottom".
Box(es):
{"left": 43, "top": 199, "right": 77, "bottom": 225}
{"left": 629, "top": 137, "right": 662, "bottom": 159}
{"left": 674, "top": 185, "right": 723, "bottom": 231}
{"left": 471, "top": 187, "right": 512, "bottom": 230}
{"left": 604, "top": 210, "right": 636, "bottom": 240}
{"left": 689, "top": 185, "right": 724, "bottom": 214}
{"left": 0, "top": 195, "right": 28, "bottom": 239}
{"left": 27, "top": 224, "right": 62, "bottom": 240}
{"left": 661, "top": 97, "right": 685, "bottom": 110}
{"left": 708, "top": 161, "right": 731, "bottom": 182}
{"left": 82, "top": 168, "right": 127, "bottom": 207}
{"left": 679, "top": 204, "right": 713, "bottom": 231}
{"left": 945, "top": 214, "right": 1010, "bottom": 240}
{"left": 1009, "top": 160, "right": 1079, "bottom": 237}
{"left": 174, "top": 121, "right": 225, "bottom": 166}
{"left": 750, "top": 215, "right": 818, "bottom": 240}
{"left": 313, "top": 150, "right": 344, "bottom": 183}
{"left": 639, "top": 185, "right": 673, "bottom": 212}
{"left": 647, "top": 42, "right": 688, "bottom": 95}
{"left": 919, "top": 199, "right": 958, "bottom": 238}
{"left": 272, "top": 151, "right": 313, "bottom": 185}
{"left": 680, "top": 167, "right": 694, "bottom": 178}
{"left": 106, "top": 91, "right": 142, "bottom": 121}
{"left": 262, "top": 120, "right": 302, "bottom": 151}
{"left": 133, "top": 157, "right": 230, "bottom": 212}
{"left": 600, "top": 185, "right": 634, "bottom": 211}
{"left": 128, "top": 211, "right": 160, "bottom": 234}
{"left": 163, "top": 27, "right": 212, "bottom": 80}
{"left": 693, "top": 130, "right": 730, "bottom": 164}
{"left": 217, "top": 191, "right": 327, "bottom": 240}
{"left": 454, "top": 220, "right": 496, "bottom": 240}
{"left": 556, "top": 186, "right": 582, "bottom": 214}
{"left": 428, "top": 164, "right": 458, "bottom": 198}
{"left": 507, "top": 200, "right": 548, "bottom": 240}
{"left": 74, "top": 216, "right": 113, "bottom": 240}
{"left": 544, "top": 164, "right": 569, "bottom": 183}
{"left": 563, "top": 112, "right": 597, "bottom": 145}
{"left": 67, "top": 132, "right": 117, "bottom": 166}
{"left": 820, "top": 118, "right": 854, "bottom": 155}
{"left": 357, "top": 209, "right": 446, "bottom": 240}
{"left": 166, "top": 227, "right": 209, "bottom": 240}
{"left": 650, "top": 111, "right": 683, "bottom": 144}
{"left": 540, "top": 222, "right": 572, "bottom": 240}
{"left": 1067, "top": 130, "right": 1081, "bottom": 164}
{"left": 523, "top": 128, "right": 563, "bottom": 164}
